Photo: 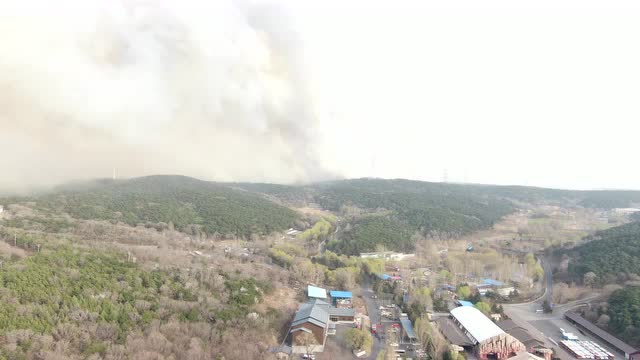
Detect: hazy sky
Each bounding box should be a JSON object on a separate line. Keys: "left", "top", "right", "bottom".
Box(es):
{"left": 1, "top": 0, "right": 639, "bottom": 191}
{"left": 292, "top": 0, "right": 640, "bottom": 190}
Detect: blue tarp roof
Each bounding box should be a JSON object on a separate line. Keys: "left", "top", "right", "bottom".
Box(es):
{"left": 483, "top": 279, "right": 505, "bottom": 286}
{"left": 458, "top": 300, "right": 474, "bottom": 307}
{"left": 378, "top": 274, "right": 391, "bottom": 280}
{"left": 330, "top": 290, "right": 353, "bottom": 298}
{"left": 307, "top": 285, "right": 327, "bottom": 299}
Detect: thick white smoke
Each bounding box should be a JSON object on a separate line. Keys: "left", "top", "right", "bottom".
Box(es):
{"left": 0, "top": 0, "right": 334, "bottom": 192}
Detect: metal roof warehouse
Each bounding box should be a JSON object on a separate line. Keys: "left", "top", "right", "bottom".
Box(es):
{"left": 450, "top": 306, "right": 505, "bottom": 344}
{"left": 565, "top": 311, "right": 637, "bottom": 358}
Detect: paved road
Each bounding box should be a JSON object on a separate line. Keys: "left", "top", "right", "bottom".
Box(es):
{"left": 361, "top": 280, "right": 384, "bottom": 359}
{"left": 542, "top": 257, "right": 553, "bottom": 306}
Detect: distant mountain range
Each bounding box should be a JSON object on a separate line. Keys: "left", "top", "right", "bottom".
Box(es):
{"left": 3, "top": 175, "right": 640, "bottom": 253}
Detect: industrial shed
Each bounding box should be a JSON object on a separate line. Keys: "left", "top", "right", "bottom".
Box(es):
{"left": 565, "top": 311, "right": 638, "bottom": 359}
{"left": 400, "top": 314, "right": 418, "bottom": 344}
{"left": 450, "top": 306, "right": 526, "bottom": 359}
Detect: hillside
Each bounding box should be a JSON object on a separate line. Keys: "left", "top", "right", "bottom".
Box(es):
{"left": 0, "top": 242, "right": 285, "bottom": 359}
{"left": 567, "top": 221, "right": 640, "bottom": 282}
{"left": 315, "top": 179, "right": 515, "bottom": 254}
{"left": 4, "top": 176, "right": 640, "bottom": 253}
{"left": 2, "top": 175, "right": 299, "bottom": 238}
{"left": 231, "top": 178, "right": 640, "bottom": 254}
{"left": 235, "top": 179, "right": 640, "bottom": 210}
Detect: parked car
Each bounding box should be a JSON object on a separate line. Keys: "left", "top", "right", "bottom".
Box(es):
{"left": 301, "top": 354, "right": 315, "bottom": 359}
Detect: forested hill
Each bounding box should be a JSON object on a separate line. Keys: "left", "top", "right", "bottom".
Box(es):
{"left": 567, "top": 221, "right": 640, "bottom": 283}
{"left": 235, "top": 178, "right": 640, "bottom": 209}
{"left": 4, "top": 176, "right": 640, "bottom": 249}
{"left": 233, "top": 179, "right": 640, "bottom": 254}
{"left": 3, "top": 175, "right": 299, "bottom": 238}
{"left": 312, "top": 179, "right": 515, "bottom": 254}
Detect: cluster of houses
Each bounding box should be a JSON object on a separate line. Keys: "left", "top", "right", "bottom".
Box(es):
{"left": 476, "top": 278, "right": 516, "bottom": 297}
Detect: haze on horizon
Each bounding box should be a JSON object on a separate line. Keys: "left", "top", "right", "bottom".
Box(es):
{"left": 1, "top": 0, "right": 639, "bottom": 192}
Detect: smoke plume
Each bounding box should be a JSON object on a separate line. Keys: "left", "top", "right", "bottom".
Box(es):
{"left": 0, "top": 0, "right": 333, "bottom": 193}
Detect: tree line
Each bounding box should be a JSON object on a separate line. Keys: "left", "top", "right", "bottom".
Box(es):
{"left": 3, "top": 175, "right": 299, "bottom": 240}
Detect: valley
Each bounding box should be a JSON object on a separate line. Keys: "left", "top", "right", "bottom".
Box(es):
{"left": 1, "top": 176, "right": 639, "bottom": 359}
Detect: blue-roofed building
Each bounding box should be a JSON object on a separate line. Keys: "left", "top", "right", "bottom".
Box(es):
{"left": 330, "top": 290, "right": 353, "bottom": 298}
{"left": 457, "top": 300, "right": 474, "bottom": 307}
{"left": 307, "top": 285, "right": 327, "bottom": 299}
{"left": 330, "top": 290, "right": 353, "bottom": 307}
{"left": 378, "top": 274, "right": 391, "bottom": 281}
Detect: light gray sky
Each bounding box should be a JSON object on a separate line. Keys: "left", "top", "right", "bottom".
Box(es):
{"left": 291, "top": 0, "right": 640, "bottom": 189}
{"left": 1, "top": 0, "right": 639, "bottom": 191}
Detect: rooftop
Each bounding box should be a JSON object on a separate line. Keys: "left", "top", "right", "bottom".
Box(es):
{"left": 307, "top": 285, "right": 327, "bottom": 299}
{"left": 457, "top": 300, "right": 474, "bottom": 307}
{"left": 497, "top": 320, "right": 521, "bottom": 332}
{"left": 565, "top": 311, "right": 637, "bottom": 355}
{"left": 450, "top": 306, "right": 505, "bottom": 344}
{"left": 292, "top": 301, "right": 329, "bottom": 329}
{"left": 509, "top": 328, "right": 545, "bottom": 348}
{"left": 483, "top": 278, "right": 505, "bottom": 286}
{"left": 330, "top": 290, "right": 352, "bottom": 298}
{"left": 435, "top": 317, "right": 474, "bottom": 347}
{"left": 400, "top": 315, "right": 417, "bottom": 339}
{"left": 328, "top": 307, "right": 355, "bottom": 317}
